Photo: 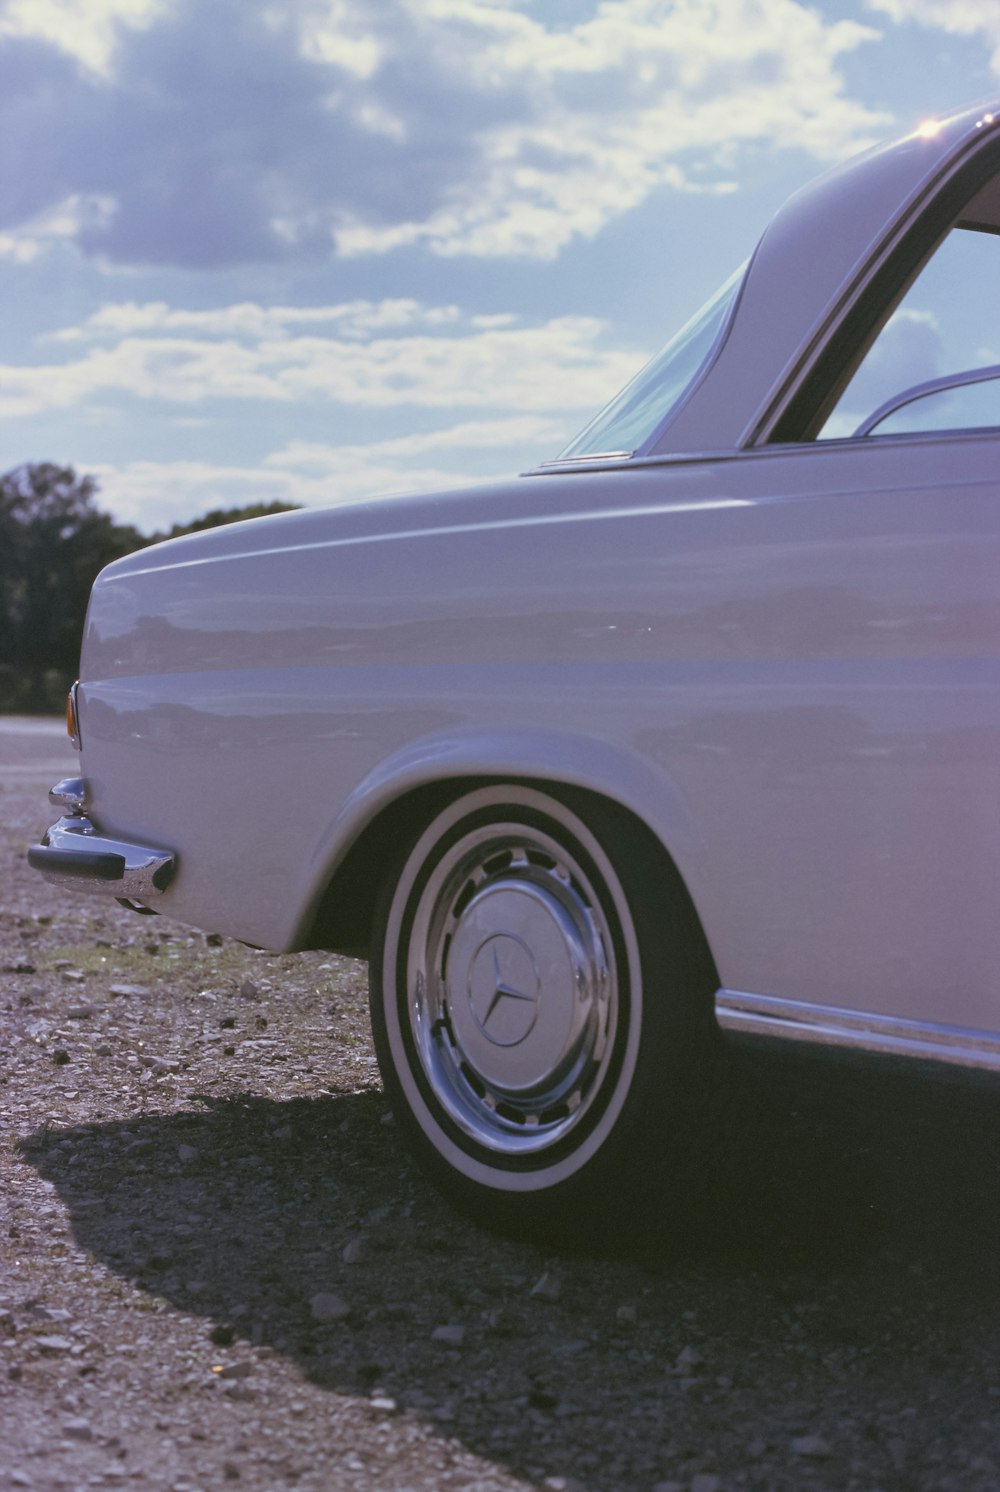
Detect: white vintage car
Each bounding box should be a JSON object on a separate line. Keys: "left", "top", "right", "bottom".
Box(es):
{"left": 30, "top": 99, "right": 1000, "bottom": 1230}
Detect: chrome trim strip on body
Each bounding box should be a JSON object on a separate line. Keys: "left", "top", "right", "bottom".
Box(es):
{"left": 29, "top": 813, "right": 176, "bottom": 901}
{"left": 716, "top": 988, "right": 1000, "bottom": 1072}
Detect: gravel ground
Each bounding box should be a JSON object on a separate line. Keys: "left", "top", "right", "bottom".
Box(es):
{"left": 4, "top": 718, "right": 1000, "bottom": 1492}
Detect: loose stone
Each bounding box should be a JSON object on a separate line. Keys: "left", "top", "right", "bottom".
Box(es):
{"left": 309, "top": 1292, "right": 350, "bottom": 1323}
{"left": 790, "top": 1434, "right": 833, "bottom": 1459}
{"left": 431, "top": 1325, "right": 465, "bottom": 1347}
{"left": 531, "top": 1273, "right": 562, "bottom": 1300}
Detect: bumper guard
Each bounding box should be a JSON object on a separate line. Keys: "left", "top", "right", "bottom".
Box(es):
{"left": 28, "top": 778, "right": 176, "bottom": 903}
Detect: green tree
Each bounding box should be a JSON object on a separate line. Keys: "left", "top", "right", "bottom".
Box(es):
{"left": 0, "top": 466, "right": 302, "bottom": 712}
{"left": 0, "top": 463, "right": 144, "bottom": 711}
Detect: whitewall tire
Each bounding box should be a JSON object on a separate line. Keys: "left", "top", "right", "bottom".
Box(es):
{"left": 369, "top": 784, "right": 717, "bottom": 1232}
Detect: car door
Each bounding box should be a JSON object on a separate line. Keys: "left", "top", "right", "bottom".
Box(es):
{"left": 709, "top": 204, "right": 1000, "bottom": 1037}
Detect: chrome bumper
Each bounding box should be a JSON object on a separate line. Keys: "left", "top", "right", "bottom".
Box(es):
{"left": 28, "top": 778, "right": 176, "bottom": 903}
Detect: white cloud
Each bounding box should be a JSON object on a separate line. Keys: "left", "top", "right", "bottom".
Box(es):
{"left": 3, "top": 300, "right": 642, "bottom": 417}
{"left": 324, "top": 0, "right": 890, "bottom": 260}
{"left": 0, "top": 194, "right": 116, "bottom": 266}
{"left": 867, "top": 0, "right": 1000, "bottom": 75}
{"left": 295, "top": 0, "right": 383, "bottom": 79}
{"left": 91, "top": 427, "right": 547, "bottom": 531}
{"left": 0, "top": 0, "right": 890, "bottom": 268}
{"left": 271, "top": 415, "right": 572, "bottom": 470}
{"left": 48, "top": 299, "right": 464, "bottom": 342}
{"left": 0, "top": 0, "right": 167, "bottom": 77}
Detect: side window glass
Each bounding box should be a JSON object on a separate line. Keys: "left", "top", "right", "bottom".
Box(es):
{"left": 819, "top": 216, "right": 1000, "bottom": 440}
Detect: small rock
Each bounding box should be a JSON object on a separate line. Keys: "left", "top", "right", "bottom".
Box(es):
{"left": 370, "top": 1395, "right": 397, "bottom": 1413}
{"left": 35, "top": 1335, "right": 73, "bottom": 1353}
{"left": 342, "top": 1237, "right": 365, "bottom": 1265}
{"left": 61, "top": 970, "right": 85, "bottom": 984}
{"left": 790, "top": 1434, "right": 832, "bottom": 1459}
{"left": 66, "top": 1004, "right": 100, "bottom": 1019}
{"left": 675, "top": 1345, "right": 704, "bottom": 1372}
{"left": 239, "top": 979, "right": 259, "bottom": 1000}
{"left": 62, "top": 1418, "right": 93, "bottom": 1440}
{"left": 615, "top": 1304, "right": 637, "bottom": 1325}
{"left": 177, "top": 1145, "right": 200, "bottom": 1163}
{"left": 52, "top": 1049, "right": 71, "bottom": 1066}
{"left": 310, "top": 1292, "right": 349, "bottom": 1323}
{"left": 530, "top": 1272, "right": 562, "bottom": 1300}
{"left": 218, "top": 1361, "right": 253, "bottom": 1380}
{"left": 691, "top": 1477, "right": 722, "bottom": 1492}
{"left": 109, "top": 984, "right": 149, "bottom": 998}
{"left": 431, "top": 1324, "right": 465, "bottom": 1348}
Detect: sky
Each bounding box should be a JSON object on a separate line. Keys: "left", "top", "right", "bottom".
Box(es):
{"left": 1, "top": 0, "right": 999, "bottom": 532}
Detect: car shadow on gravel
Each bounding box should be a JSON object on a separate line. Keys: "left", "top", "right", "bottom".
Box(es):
{"left": 18, "top": 1048, "right": 1000, "bottom": 1486}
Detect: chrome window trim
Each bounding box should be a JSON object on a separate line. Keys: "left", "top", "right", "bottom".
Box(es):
{"left": 851, "top": 360, "right": 1000, "bottom": 436}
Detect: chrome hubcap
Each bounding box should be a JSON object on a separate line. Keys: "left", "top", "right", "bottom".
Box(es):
{"left": 406, "top": 822, "right": 618, "bottom": 1156}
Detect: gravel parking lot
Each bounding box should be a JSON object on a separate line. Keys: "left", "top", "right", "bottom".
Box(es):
{"left": 4, "top": 718, "right": 1000, "bottom": 1492}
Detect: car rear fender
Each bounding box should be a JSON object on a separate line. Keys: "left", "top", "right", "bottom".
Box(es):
{"left": 295, "top": 725, "right": 706, "bottom": 954}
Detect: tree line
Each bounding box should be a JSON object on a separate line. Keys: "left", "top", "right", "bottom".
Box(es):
{"left": 0, "top": 463, "right": 297, "bottom": 714}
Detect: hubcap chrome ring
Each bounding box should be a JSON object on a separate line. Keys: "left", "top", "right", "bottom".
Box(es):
{"left": 405, "top": 819, "right": 620, "bottom": 1157}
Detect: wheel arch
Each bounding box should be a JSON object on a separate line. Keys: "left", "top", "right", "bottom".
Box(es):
{"left": 300, "top": 729, "right": 717, "bottom": 986}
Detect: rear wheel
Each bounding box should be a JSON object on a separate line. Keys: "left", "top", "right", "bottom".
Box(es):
{"left": 369, "top": 784, "right": 718, "bottom": 1234}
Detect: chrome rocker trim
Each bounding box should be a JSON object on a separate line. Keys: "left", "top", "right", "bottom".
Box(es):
{"left": 716, "top": 988, "right": 1000, "bottom": 1073}
{"left": 28, "top": 778, "right": 175, "bottom": 903}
